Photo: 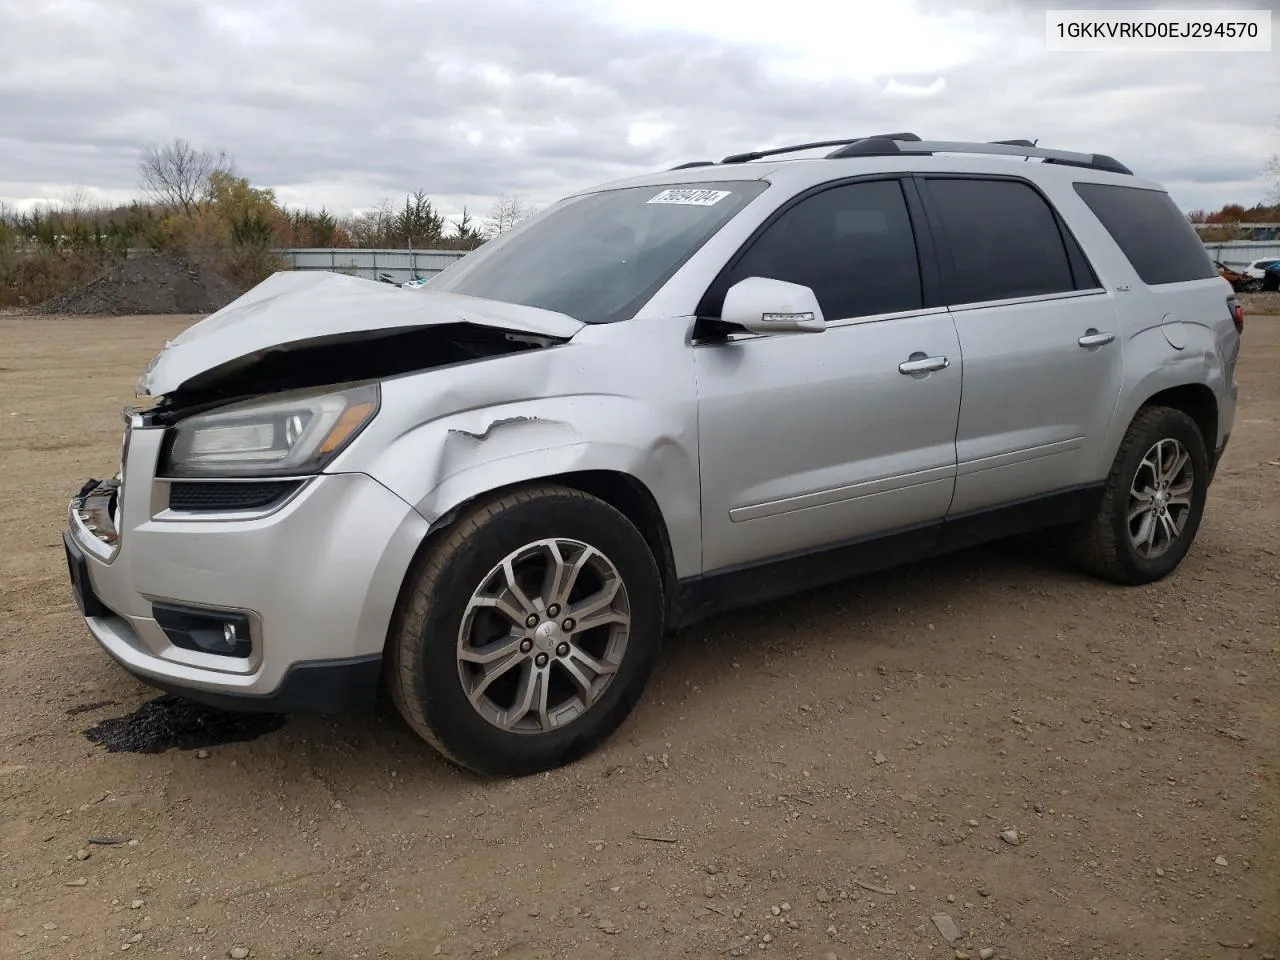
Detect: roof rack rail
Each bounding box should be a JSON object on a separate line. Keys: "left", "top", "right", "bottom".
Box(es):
{"left": 670, "top": 135, "right": 1131, "bottom": 176}
{"left": 721, "top": 133, "right": 921, "bottom": 165}
{"left": 824, "top": 136, "right": 1132, "bottom": 175}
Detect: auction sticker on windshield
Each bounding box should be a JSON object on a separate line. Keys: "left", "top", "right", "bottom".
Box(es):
{"left": 647, "top": 188, "right": 731, "bottom": 206}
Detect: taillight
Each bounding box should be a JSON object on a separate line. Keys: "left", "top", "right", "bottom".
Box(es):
{"left": 1228, "top": 296, "right": 1244, "bottom": 334}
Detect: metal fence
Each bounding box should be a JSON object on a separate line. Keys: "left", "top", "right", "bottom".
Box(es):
{"left": 1201, "top": 240, "right": 1280, "bottom": 266}
{"left": 269, "top": 238, "right": 1280, "bottom": 285}
{"left": 273, "top": 248, "right": 470, "bottom": 284}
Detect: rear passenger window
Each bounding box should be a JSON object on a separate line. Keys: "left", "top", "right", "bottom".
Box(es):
{"left": 711, "top": 179, "right": 923, "bottom": 321}
{"left": 925, "top": 178, "right": 1076, "bottom": 304}
{"left": 1074, "top": 182, "right": 1217, "bottom": 285}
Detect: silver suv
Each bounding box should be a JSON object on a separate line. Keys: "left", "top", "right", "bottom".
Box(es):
{"left": 65, "top": 134, "right": 1241, "bottom": 775}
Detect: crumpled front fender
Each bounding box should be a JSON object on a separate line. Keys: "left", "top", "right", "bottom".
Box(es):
{"left": 371, "top": 398, "right": 699, "bottom": 578}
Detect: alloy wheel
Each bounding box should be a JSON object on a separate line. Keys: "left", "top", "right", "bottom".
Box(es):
{"left": 457, "top": 538, "right": 631, "bottom": 733}
{"left": 1127, "top": 438, "right": 1195, "bottom": 559}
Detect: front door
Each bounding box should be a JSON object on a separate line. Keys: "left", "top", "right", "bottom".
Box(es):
{"left": 694, "top": 178, "right": 963, "bottom": 573}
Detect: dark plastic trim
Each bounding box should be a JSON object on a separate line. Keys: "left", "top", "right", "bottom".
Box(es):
{"left": 825, "top": 137, "right": 908, "bottom": 158}
{"left": 676, "top": 484, "right": 1103, "bottom": 627}
{"left": 128, "top": 655, "right": 384, "bottom": 714}
{"left": 1043, "top": 154, "right": 1133, "bottom": 175}
{"left": 1209, "top": 433, "right": 1229, "bottom": 484}
{"left": 152, "top": 602, "right": 253, "bottom": 658}
{"left": 63, "top": 532, "right": 108, "bottom": 618}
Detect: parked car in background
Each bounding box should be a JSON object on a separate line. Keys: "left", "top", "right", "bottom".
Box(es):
{"left": 1242, "top": 258, "right": 1280, "bottom": 280}
{"left": 1215, "top": 261, "right": 1252, "bottom": 291}
{"left": 64, "top": 133, "right": 1241, "bottom": 776}
{"left": 1263, "top": 261, "right": 1280, "bottom": 292}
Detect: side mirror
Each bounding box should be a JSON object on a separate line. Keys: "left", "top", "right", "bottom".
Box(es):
{"left": 721, "top": 277, "right": 826, "bottom": 335}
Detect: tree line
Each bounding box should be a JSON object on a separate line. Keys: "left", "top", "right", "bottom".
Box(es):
{"left": 1186, "top": 202, "right": 1280, "bottom": 242}
{"left": 0, "top": 138, "right": 534, "bottom": 306}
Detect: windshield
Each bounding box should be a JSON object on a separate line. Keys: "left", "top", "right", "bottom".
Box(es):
{"left": 430, "top": 181, "right": 768, "bottom": 323}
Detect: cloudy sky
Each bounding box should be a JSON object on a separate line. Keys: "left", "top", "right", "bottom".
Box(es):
{"left": 1, "top": 0, "right": 1276, "bottom": 221}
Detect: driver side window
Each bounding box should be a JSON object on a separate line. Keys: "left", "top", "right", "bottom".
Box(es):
{"left": 703, "top": 179, "right": 924, "bottom": 322}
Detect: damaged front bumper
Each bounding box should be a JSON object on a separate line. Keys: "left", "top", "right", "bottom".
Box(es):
{"left": 63, "top": 419, "right": 430, "bottom": 712}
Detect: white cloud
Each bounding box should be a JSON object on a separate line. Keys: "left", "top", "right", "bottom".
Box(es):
{"left": 883, "top": 77, "right": 948, "bottom": 97}
{"left": 0, "top": 0, "right": 1276, "bottom": 217}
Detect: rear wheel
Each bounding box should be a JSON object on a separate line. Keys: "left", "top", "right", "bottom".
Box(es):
{"left": 387, "top": 484, "right": 664, "bottom": 776}
{"left": 1071, "top": 405, "right": 1209, "bottom": 585}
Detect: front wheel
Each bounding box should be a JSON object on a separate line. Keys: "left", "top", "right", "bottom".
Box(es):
{"left": 387, "top": 484, "right": 664, "bottom": 776}
{"left": 1071, "top": 405, "right": 1209, "bottom": 585}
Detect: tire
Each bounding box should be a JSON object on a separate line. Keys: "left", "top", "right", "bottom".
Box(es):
{"left": 1071, "top": 405, "right": 1209, "bottom": 585}
{"left": 387, "top": 484, "right": 664, "bottom": 776}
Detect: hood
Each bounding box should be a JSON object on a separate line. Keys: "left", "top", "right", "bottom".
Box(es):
{"left": 137, "top": 270, "right": 584, "bottom": 397}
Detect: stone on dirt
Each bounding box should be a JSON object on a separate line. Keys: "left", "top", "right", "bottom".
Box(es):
{"left": 932, "top": 913, "right": 961, "bottom": 943}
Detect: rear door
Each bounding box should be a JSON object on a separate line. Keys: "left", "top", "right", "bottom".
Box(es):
{"left": 916, "top": 175, "right": 1125, "bottom": 516}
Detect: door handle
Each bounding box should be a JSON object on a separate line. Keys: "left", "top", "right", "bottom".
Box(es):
{"left": 1078, "top": 330, "right": 1115, "bottom": 348}
{"left": 898, "top": 355, "right": 950, "bottom": 375}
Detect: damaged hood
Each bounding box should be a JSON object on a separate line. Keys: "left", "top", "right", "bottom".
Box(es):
{"left": 137, "top": 270, "right": 585, "bottom": 397}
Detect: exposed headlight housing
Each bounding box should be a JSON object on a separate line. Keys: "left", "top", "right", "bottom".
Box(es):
{"left": 160, "top": 384, "right": 380, "bottom": 478}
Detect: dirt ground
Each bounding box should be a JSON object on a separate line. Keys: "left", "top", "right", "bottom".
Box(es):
{"left": 0, "top": 314, "right": 1276, "bottom": 960}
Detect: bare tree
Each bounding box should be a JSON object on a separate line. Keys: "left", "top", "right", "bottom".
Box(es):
{"left": 62, "top": 185, "right": 93, "bottom": 218}
{"left": 138, "top": 139, "right": 230, "bottom": 216}
{"left": 1266, "top": 154, "right": 1280, "bottom": 205}
{"left": 484, "top": 195, "right": 530, "bottom": 238}
{"left": 350, "top": 199, "right": 396, "bottom": 247}
{"left": 1263, "top": 115, "right": 1280, "bottom": 205}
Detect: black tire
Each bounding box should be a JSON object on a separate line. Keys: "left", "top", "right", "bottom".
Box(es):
{"left": 1071, "top": 405, "right": 1209, "bottom": 585}
{"left": 387, "top": 484, "right": 664, "bottom": 776}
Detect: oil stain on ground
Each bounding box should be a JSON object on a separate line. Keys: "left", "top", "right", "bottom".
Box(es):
{"left": 84, "top": 696, "right": 286, "bottom": 754}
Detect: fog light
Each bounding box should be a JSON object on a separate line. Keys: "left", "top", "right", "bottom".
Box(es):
{"left": 152, "top": 603, "right": 253, "bottom": 658}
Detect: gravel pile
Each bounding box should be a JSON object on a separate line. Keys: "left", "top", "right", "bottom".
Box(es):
{"left": 38, "top": 252, "right": 242, "bottom": 316}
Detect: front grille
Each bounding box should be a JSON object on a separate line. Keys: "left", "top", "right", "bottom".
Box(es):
{"left": 167, "top": 481, "right": 303, "bottom": 513}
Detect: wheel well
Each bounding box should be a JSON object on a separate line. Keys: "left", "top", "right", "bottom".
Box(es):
{"left": 409, "top": 470, "right": 683, "bottom": 630}
{"left": 1142, "top": 384, "right": 1218, "bottom": 454}
{"left": 550, "top": 470, "right": 682, "bottom": 628}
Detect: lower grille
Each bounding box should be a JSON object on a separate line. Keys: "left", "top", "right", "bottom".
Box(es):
{"left": 167, "top": 480, "right": 303, "bottom": 513}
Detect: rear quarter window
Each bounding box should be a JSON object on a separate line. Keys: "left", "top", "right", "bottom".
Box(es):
{"left": 1073, "top": 182, "right": 1216, "bottom": 286}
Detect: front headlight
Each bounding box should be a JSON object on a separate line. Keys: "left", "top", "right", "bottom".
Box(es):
{"left": 161, "top": 384, "right": 380, "bottom": 478}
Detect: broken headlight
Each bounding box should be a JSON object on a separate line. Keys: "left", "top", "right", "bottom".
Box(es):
{"left": 160, "top": 384, "right": 380, "bottom": 478}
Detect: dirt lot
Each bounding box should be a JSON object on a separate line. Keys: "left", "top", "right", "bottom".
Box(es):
{"left": 0, "top": 314, "right": 1276, "bottom": 960}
